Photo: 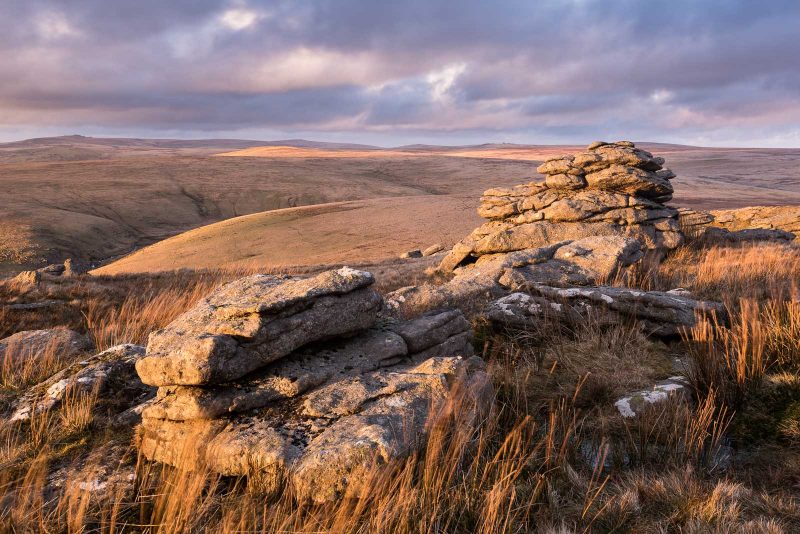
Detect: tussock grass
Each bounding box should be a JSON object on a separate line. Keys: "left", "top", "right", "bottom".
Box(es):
{"left": 0, "top": 241, "right": 798, "bottom": 531}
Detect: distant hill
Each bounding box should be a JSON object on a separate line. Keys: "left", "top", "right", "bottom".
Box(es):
{"left": 0, "top": 135, "right": 381, "bottom": 163}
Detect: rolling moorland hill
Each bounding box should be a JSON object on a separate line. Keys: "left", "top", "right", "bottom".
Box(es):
{"left": 2, "top": 136, "right": 800, "bottom": 275}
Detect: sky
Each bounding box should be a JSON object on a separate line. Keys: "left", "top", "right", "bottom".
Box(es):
{"left": 1, "top": 0, "right": 799, "bottom": 147}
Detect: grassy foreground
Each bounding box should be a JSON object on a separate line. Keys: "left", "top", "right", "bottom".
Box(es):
{"left": 0, "top": 242, "right": 799, "bottom": 532}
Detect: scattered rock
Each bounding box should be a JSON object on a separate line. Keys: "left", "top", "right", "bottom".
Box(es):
{"left": 62, "top": 258, "right": 85, "bottom": 277}
{"left": 400, "top": 249, "right": 423, "bottom": 259}
{"left": 0, "top": 328, "right": 93, "bottom": 364}
{"left": 422, "top": 243, "right": 445, "bottom": 256}
{"left": 10, "top": 344, "right": 149, "bottom": 422}
{"left": 614, "top": 376, "right": 690, "bottom": 418}
{"left": 388, "top": 236, "right": 644, "bottom": 317}
{"left": 10, "top": 270, "right": 41, "bottom": 287}
{"left": 38, "top": 263, "right": 66, "bottom": 275}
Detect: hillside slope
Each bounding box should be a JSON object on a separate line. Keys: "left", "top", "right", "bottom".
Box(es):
{"left": 96, "top": 145, "right": 800, "bottom": 274}
{"left": 92, "top": 196, "right": 479, "bottom": 274}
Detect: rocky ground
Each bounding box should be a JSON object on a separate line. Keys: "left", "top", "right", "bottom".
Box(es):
{"left": 1, "top": 141, "right": 799, "bottom": 532}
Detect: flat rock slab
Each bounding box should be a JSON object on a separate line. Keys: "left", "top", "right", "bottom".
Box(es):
{"left": 389, "top": 308, "right": 471, "bottom": 353}
{"left": 137, "top": 267, "right": 382, "bottom": 386}
{"left": 488, "top": 287, "right": 725, "bottom": 337}
{"left": 699, "top": 227, "right": 795, "bottom": 244}
{"left": 679, "top": 206, "right": 800, "bottom": 236}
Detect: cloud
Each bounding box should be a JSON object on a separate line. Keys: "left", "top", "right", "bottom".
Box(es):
{"left": 219, "top": 6, "right": 263, "bottom": 31}
{"left": 0, "top": 0, "right": 799, "bottom": 145}
{"left": 35, "top": 10, "right": 82, "bottom": 40}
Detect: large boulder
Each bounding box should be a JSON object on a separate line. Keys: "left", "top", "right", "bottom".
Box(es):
{"left": 0, "top": 328, "right": 93, "bottom": 364}
{"left": 139, "top": 354, "right": 489, "bottom": 503}
{"left": 136, "top": 268, "right": 382, "bottom": 386}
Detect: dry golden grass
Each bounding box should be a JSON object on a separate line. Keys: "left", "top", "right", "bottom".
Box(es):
{"left": 83, "top": 275, "right": 227, "bottom": 350}
{"left": 657, "top": 242, "right": 800, "bottom": 301}
{"left": 0, "top": 241, "right": 799, "bottom": 531}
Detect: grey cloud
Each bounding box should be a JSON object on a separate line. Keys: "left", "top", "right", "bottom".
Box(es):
{"left": 0, "top": 0, "right": 798, "bottom": 144}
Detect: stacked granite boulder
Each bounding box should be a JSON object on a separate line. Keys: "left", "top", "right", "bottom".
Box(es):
{"left": 439, "top": 141, "right": 681, "bottom": 272}
{"left": 135, "top": 267, "right": 488, "bottom": 503}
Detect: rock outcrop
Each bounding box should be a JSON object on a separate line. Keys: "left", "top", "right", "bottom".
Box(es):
{"left": 135, "top": 268, "right": 489, "bottom": 503}
{"left": 387, "top": 235, "right": 645, "bottom": 317}
{"left": 383, "top": 143, "right": 733, "bottom": 339}
{"left": 679, "top": 206, "right": 800, "bottom": 240}
{"left": 439, "top": 141, "right": 681, "bottom": 273}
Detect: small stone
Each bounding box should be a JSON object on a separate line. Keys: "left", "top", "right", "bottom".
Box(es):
{"left": 587, "top": 141, "right": 608, "bottom": 150}
{"left": 614, "top": 377, "right": 690, "bottom": 418}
